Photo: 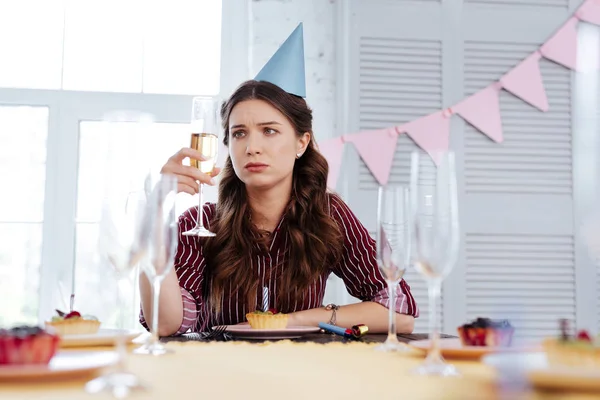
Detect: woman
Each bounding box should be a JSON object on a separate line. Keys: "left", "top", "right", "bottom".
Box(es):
{"left": 140, "top": 80, "right": 419, "bottom": 336}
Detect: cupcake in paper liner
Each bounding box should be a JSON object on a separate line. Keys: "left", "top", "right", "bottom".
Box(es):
{"left": 246, "top": 310, "right": 288, "bottom": 329}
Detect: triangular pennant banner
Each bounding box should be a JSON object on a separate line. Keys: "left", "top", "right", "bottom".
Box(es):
{"left": 453, "top": 85, "right": 504, "bottom": 143}
{"left": 577, "top": 0, "right": 600, "bottom": 26}
{"left": 344, "top": 128, "right": 398, "bottom": 186}
{"left": 540, "top": 17, "right": 579, "bottom": 71}
{"left": 398, "top": 111, "right": 450, "bottom": 165}
{"left": 317, "top": 137, "right": 345, "bottom": 190}
{"left": 501, "top": 53, "right": 549, "bottom": 112}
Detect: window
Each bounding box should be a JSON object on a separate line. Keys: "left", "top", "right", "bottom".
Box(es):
{"left": 0, "top": 0, "right": 233, "bottom": 328}
{"left": 0, "top": 0, "right": 222, "bottom": 95}
{"left": 0, "top": 106, "right": 48, "bottom": 326}
{"left": 74, "top": 121, "right": 195, "bottom": 328}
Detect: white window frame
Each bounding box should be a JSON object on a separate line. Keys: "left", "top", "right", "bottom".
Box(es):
{"left": 0, "top": 0, "right": 249, "bottom": 324}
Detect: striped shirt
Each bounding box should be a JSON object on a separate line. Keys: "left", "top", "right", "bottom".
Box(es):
{"left": 140, "top": 193, "right": 419, "bottom": 334}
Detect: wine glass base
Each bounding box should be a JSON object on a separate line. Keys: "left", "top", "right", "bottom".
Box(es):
{"left": 85, "top": 370, "right": 147, "bottom": 398}
{"left": 182, "top": 227, "right": 215, "bottom": 237}
{"left": 412, "top": 354, "right": 460, "bottom": 377}
{"left": 374, "top": 337, "right": 411, "bottom": 353}
{"left": 133, "top": 341, "right": 173, "bottom": 356}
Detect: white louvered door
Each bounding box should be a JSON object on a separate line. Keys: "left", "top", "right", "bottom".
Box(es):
{"left": 462, "top": 37, "right": 575, "bottom": 340}
{"left": 340, "top": 0, "right": 599, "bottom": 337}
{"left": 342, "top": 1, "right": 444, "bottom": 333}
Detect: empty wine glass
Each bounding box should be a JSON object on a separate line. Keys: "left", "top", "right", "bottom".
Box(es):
{"left": 374, "top": 185, "right": 411, "bottom": 352}
{"left": 134, "top": 173, "right": 178, "bottom": 356}
{"left": 409, "top": 150, "right": 460, "bottom": 376}
{"left": 85, "top": 111, "right": 154, "bottom": 397}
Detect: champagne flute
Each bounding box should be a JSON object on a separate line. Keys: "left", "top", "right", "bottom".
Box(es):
{"left": 85, "top": 111, "right": 154, "bottom": 396}
{"left": 409, "top": 150, "right": 460, "bottom": 376}
{"left": 374, "top": 185, "right": 411, "bottom": 352}
{"left": 134, "top": 173, "right": 178, "bottom": 356}
{"left": 182, "top": 96, "right": 220, "bottom": 237}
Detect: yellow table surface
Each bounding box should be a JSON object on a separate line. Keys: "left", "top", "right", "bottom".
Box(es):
{"left": 0, "top": 341, "right": 598, "bottom": 400}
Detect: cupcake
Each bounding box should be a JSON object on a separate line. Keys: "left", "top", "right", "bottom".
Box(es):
{"left": 542, "top": 320, "right": 600, "bottom": 368}
{"left": 0, "top": 326, "right": 60, "bottom": 365}
{"left": 45, "top": 310, "right": 101, "bottom": 336}
{"left": 457, "top": 317, "right": 514, "bottom": 347}
{"left": 246, "top": 309, "right": 288, "bottom": 330}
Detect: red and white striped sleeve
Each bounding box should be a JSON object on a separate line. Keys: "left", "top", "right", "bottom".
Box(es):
{"left": 329, "top": 194, "right": 419, "bottom": 317}
{"left": 139, "top": 204, "right": 214, "bottom": 334}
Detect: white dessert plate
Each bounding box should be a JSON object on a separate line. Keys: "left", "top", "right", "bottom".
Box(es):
{"left": 0, "top": 350, "right": 117, "bottom": 381}
{"left": 409, "top": 338, "right": 538, "bottom": 359}
{"left": 59, "top": 328, "right": 142, "bottom": 348}
{"left": 214, "top": 325, "right": 320, "bottom": 340}
{"left": 483, "top": 352, "right": 600, "bottom": 392}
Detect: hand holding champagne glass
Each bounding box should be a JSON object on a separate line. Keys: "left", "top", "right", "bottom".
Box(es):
{"left": 183, "top": 96, "right": 220, "bottom": 237}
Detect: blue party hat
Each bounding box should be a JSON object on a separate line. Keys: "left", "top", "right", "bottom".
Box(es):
{"left": 255, "top": 23, "right": 306, "bottom": 98}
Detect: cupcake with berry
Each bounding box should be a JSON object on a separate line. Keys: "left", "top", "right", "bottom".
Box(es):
{"left": 45, "top": 309, "right": 101, "bottom": 336}
{"left": 457, "top": 317, "right": 514, "bottom": 347}
{"left": 0, "top": 326, "right": 60, "bottom": 366}
{"left": 542, "top": 319, "right": 600, "bottom": 368}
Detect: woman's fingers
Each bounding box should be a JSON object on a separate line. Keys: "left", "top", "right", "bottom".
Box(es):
{"left": 176, "top": 175, "right": 200, "bottom": 192}
{"left": 177, "top": 183, "right": 197, "bottom": 196}
{"left": 176, "top": 165, "right": 215, "bottom": 185}
{"left": 161, "top": 147, "right": 222, "bottom": 195}
{"left": 168, "top": 147, "right": 206, "bottom": 164}
{"left": 211, "top": 166, "right": 222, "bottom": 177}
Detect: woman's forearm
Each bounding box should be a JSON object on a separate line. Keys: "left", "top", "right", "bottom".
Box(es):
{"left": 289, "top": 301, "right": 414, "bottom": 334}
{"left": 139, "top": 268, "right": 185, "bottom": 337}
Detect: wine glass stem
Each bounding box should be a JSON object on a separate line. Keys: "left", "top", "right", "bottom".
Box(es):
{"left": 386, "top": 280, "right": 398, "bottom": 341}
{"left": 150, "top": 276, "right": 162, "bottom": 346}
{"left": 427, "top": 280, "right": 442, "bottom": 360}
{"left": 197, "top": 182, "right": 204, "bottom": 230}
{"left": 115, "top": 276, "right": 128, "bottom": 373}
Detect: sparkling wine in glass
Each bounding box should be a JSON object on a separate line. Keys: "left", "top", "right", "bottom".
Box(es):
{"left": 134, "top": 173, "right": 178, "bottom": 356}
{"left": 409, "top": 150, "right": 460, "bottom": 376}
{"left": 374, "top": 185, "right": 411, "bottom": 352}
{"left": 183, "top": 96, "right": 220, "bottom": 237}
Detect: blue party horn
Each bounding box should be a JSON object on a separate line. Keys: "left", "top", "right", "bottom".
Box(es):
{"left": 319, "top": 322, "right": 354, "bottom": 339}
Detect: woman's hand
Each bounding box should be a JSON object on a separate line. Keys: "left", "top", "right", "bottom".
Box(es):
{"left": 161, "top": 147, "right": 222, "bottom": 195}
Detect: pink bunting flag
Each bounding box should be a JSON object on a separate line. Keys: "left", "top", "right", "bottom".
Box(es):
{"left": 398, "top": 111, "right": 450, "bottom": 165}
{"left": 453, "top": 84, "right": 504, "bottom": 143}
{"left": 344, "top": 128, "right": 398, "bottom": 186}
{"left": 577, "top": 0, "right": 600, "bottom": 25}
{"left": 317, "top": 136, "right": 345, "bottom": 190}
{"left": 501, "top": 53, "right": 549, "bottom": 112}
{"left": 540, "top": 17, "right": 579, "bottom": 71}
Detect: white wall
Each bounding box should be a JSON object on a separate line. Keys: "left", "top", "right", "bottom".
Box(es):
{"left": 247, "top": 1, "right": 349, "bottom": 305}
{"left": 250, "top": 0, "right": 338, "bottom": 143}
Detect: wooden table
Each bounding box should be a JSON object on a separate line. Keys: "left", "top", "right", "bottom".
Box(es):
{"left": 0, "top": 333, "right": 598, "bottom": 400}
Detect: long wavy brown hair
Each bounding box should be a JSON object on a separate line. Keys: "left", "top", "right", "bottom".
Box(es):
{"left": 202, "top": 80, "right": 344, "bottom": 314}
